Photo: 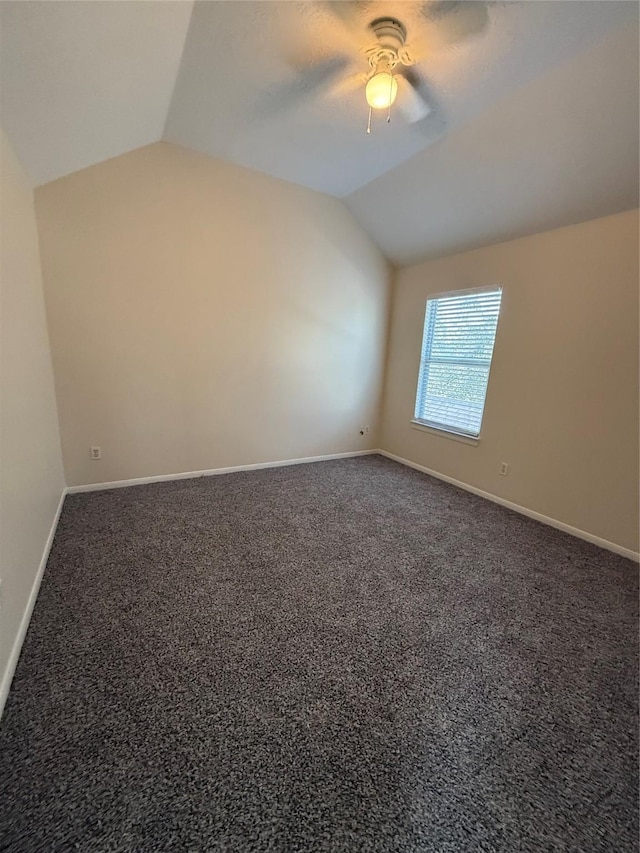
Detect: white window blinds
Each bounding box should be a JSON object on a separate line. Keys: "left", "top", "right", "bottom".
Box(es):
{"left": 414, "top": 287, "right": 502, "bottom": 438}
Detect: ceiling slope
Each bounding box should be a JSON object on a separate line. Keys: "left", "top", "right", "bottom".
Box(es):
{"left": 164, "top": 0, "right": 636, "bottom": 196}
{"left": 3, "top": 1, "right": 634, "bottom": 196}
{"left": 0, "top": 1, "right": 637, "bottom": 265}
{"left": 0, "top": 0, "right": 193, "bottom": 186}
{"left": 345, "top": 19, "right": 640, "bottom": 266}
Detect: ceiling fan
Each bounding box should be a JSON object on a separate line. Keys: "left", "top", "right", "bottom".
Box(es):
{"left": 326, "top": 1, "right": 491, "bottom": 132}
{"left": 260, "top": 2, "right": 489, "bottom": 133}
{"left": 359, "top": 16, "right": 432, "bottom": 133}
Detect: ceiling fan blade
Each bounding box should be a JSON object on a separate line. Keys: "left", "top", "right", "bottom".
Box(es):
{"left": 396, "top": 73, "right": 432, "bottom": 124}
{"left": 254, "top": 55, "right": 351, "bottom": 119}
{"left": 404, "top": 1, "right": 490, "bottom": 60}
{"left": 321, "top": 1, "right": 374, "bottom": 52}
{"left": 422, "top": 1, "right": 464, "bottom": 22}
{"left": 326, "top": 70, "right": 369, "bottom": 100}
{"left": 420, "top": 0, "right": 490, "bottom": 44}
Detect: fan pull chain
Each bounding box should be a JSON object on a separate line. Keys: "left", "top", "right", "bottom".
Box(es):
{"left": 366, "top": 105, "right": 372, "bottom": 135}
{"left": 387, "top": 74, "right": 393, "bottom": 123}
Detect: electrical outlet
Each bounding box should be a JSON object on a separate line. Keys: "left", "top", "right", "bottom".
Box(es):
{"left": 499, "top": 462, "right": 509, "bottom": 476}
{"left": 90, "top": 446, "right": 102, "bottom": 460}
{"left": 364, "top": 425, "right": 370, "bottom": 435}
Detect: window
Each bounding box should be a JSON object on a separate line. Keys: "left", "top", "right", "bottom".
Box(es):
{"left": 413, "top": 287, "right": 502, "bottom": 438}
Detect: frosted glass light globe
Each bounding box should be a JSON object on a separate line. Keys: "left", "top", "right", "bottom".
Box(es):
{"left": 365, "top": 72, "right": 398, "bottom": 110}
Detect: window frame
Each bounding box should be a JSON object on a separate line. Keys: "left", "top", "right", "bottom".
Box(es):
{"left": 412, "top": 285, "right": 502, "bottom": 441}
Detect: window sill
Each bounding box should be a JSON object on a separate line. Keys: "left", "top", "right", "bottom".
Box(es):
{"left": 410, "top": 420, "right": 479, "bottom": 446}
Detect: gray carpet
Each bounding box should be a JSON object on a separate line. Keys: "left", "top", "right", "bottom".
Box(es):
{"left": 0, "top": 455, "right": 637, "bottom": 852}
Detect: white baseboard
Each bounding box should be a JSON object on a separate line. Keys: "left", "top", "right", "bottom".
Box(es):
{"left": 378, "top": 450, "right": 639, "bottom": 562}
{"left": 66, "top": 449, "right": 378, "bottom": 494}
{"left": 0, "top": 487, "right": 67, "bottom": 719}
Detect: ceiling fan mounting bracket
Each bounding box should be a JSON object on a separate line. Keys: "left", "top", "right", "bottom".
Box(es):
{"left": 369, "top": 17, "right": 407, "bottom": 51}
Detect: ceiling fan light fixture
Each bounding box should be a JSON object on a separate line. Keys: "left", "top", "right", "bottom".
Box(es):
{"left": 365, "top": 71, "right": 398, "bottom": 110}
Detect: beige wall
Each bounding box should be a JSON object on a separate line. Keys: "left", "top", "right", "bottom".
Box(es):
{"left": 36, "top": 143, "right": 390, "bottom": 487}
{"left": 0, "top": 130, "right": 65, "bottom": 711}
{"left": 381, "top": 210, "right": 639, "bottom": 554}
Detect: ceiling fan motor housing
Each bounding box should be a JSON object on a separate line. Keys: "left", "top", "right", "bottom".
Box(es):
{"left": 369, "top": 17, "right": 407, "bottom": 52}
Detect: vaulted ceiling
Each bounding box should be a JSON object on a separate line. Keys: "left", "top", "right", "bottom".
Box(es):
{"left": 1, "top": 1, "right": 638, "bottom": 264}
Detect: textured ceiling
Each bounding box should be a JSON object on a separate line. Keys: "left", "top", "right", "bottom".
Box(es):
{"left": 166, "top": 0, "right": 639, "bottom": 196}
{"left": 347, "top": 20, "right": 640, "bottom": 265}
{"left": 0, "top": 1, "right": 638, "bottom": 263}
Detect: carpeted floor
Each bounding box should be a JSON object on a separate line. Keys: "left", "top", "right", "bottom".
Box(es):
{"left": 0, "top": 455, "right": 637, "bottom": 852}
